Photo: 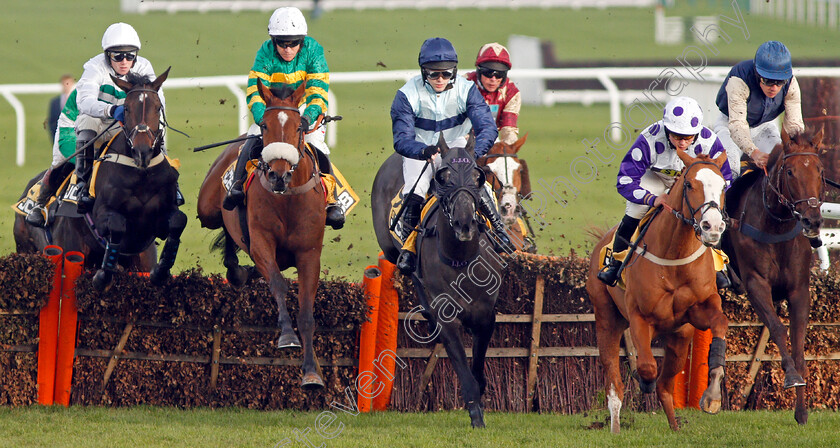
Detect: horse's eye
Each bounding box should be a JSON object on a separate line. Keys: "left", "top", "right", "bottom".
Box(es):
{"left": 435, "top": 168, "right": 450, "bottom": 185}
{"left": 473, "top": 168, "right": 485, "bottom": 188}
{"left": 787, "top": 169, "right": 794, "bottom": 176}
{"left": 684, "top": 181, "right": 692, "bottom": 190}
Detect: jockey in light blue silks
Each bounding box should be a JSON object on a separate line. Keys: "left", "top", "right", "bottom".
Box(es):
{"left": 597, "top": 96, "right": 733, "bottom": 287}
{"left": 389, "top": 37, "right": 506, "bottom": 274}
{"left": 713, "top": 40, "right": 805, "bottom": 177}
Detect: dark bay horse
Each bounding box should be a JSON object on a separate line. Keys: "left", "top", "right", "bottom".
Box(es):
{"left": 476, "top": 134, "right": 536, "bottom": 252}
{"left": 587, "top": 150, "right": 730, "bottom": 433}
{"left": 721, "top": 129, "right": 825, "bottom": 425}
{"left": 196, "top": 80, "right": 327, "bottom": 389}
{"left": 14, "top": 69, "right": 186, "bottom": 290}
{"left": 372, "top": 137, "right": 503, "bottom": 428}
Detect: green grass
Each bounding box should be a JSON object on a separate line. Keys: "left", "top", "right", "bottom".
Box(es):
{"left": 2, "top": 2, "right": 840, "bottom": 281}
{"left": 1, "top": 406, "right": 839, "bottom": 447}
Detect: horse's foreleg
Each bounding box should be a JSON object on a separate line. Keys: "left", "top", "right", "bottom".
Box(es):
{"left": 627, "top": 310, "right": 657, "bottom": 393}
{"left": 436, "top": 320, "right": 484, "bottom": 428}
{"left": 789, "top": 286, "right": 811, "bottom": 425}
{"left": 657, "top": 326, "right": 693, "bottom": 431}
{"left": 744, "top": 276, "right": 803, "bottom": 389}
{"left": 593, "top": 302, "right": 628, "bottom": 434}
{"left": 470, "top": 312, "right": 496, "bottom": 398}
{"left": 250, "top": 239, "right": 299, "bottom": 349}
{"left": 296, "top": 249, "right": 324, "bottom": 390}
{"left": 92, "top": 212, "right": 126, "bottom": 291}
{"left": 688, "top": 293, "right": 728, "bottom": 415}
{"left": 150, "top": 210, "right": 188, "bottom": 285}
{"left": 221, "top": 230, "right": 248, "bottom": 288}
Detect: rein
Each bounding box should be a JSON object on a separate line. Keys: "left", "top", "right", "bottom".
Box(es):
{"left": 122, "top": 87, "right": 165, "bottom": 155}
{"left": 660, "top": 159, "right": 728, "bottom": 239}
{"left": 761, "top": 152, "right": 823, "bottom": 223}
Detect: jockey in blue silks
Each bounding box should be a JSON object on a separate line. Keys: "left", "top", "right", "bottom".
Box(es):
{"left": 713, "top": 40, "right": 805, "bottom": 177}
{"left": 597, "top": 96, "right": 733, "bottom": 287}
{"left": 389, "top": 37, "right": 506, "bottom": 274}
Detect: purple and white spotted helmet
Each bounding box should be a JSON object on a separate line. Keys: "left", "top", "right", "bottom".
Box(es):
{"left": 663, "top": 97, "right": 703, "bottom": 136}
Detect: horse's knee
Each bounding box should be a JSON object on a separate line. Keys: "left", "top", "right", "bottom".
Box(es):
{"left": 169, "top": 210, "right": 188, "bottom": 235}
{"left": 101, "top": 212, "right": 127, "bottom": 241}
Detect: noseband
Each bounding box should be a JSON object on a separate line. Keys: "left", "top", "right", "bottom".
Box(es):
{"left": 122, "top": 87, "right": 164, "bottom": 153}
{"left": 256, "top": 105, "right": 305, "bottom": 175}
{"left": 763, "top": 152, "right": 824, "bottom": 222}
{"left": 665, "top": 160, "right": 727, "bottom": 241}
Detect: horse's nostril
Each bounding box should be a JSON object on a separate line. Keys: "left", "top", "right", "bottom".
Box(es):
{"left": 701, "top": 222, "right": 712, "bottom": 232}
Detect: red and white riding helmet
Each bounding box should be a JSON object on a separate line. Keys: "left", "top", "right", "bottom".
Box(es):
{"left": 475, "top": 42, "right": 511, "bottom": 71}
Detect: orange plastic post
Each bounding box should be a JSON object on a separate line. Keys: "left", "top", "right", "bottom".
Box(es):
{"left": 37, "top": 246, "right": 63, "bottom": 405}
{"left": 672, "top": 364, "right": 688, "bottom": 409}
{"left": 357, "top": 265, "right": 381, "bottom": 413}
{"left": 372, "top": 253, "right": 399, "bottom": 411}
{"left": 53, "top": 251, "right": 84, "bottom": 407}
{"left": 688, "top": 328, "right": 713, "bottom": 409}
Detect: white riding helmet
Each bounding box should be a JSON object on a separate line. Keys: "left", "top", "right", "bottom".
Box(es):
{"left": 268, "top": 7, "right": 308, "bottom": 37}
{"left": 663, "top": 96, "right": 703, "bottom": 136}
{"left": 101, "top": 23, "right": 141, "bottom": 51}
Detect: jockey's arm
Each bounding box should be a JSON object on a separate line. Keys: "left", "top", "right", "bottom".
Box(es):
{"left": 725, "top": 77, "right": 759, "bottom": 157}
{"left": 466, "top": 86, "right": 498, "bottom": 157}
{"left": 783, "top": 77, "right": 805, "bottom": 136}
{"left": 498, "top": 85, "right": 522, "bottom": 145}
{"left": 75, "top": 59, "right": 112, "bottom": 119}
{"left": 616, "top": 136, "right": 657, "bottom": 207}
{"left": 390, "top": 90, "right": 426, "bottom": 159}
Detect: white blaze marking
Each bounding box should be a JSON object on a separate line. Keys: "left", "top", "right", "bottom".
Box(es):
{"left": 276, "top": 111, "right": 288, "bottom": 127}
{"left": 694, "top": 167, "right": 725, "bottom": 233}
{"left": 487, "top": 157, "right": 520, "bottom": 188}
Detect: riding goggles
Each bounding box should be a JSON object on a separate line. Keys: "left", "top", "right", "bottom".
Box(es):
{"left": 273, "top": 38, "right": 303, "bottom": 49}
{"left": 109, "top": 51, "right": 137, "bottom": 62}
{"left": 760, "top": 76, "right": 787, "bottom": 87}
{"left": 478, "top": 68, "right": 507, "bottom": 79}
{"left": 426, "top": 70, "right": 454, "bottom": 80}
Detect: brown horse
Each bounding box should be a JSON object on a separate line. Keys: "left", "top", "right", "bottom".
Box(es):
{"left": 476, "top": 134, "right": 536, "bottom": 252}
{"left": 721, "top": 129, "right": 825, "bottom": 425}
{"left": 587, "top": 150, "right": 729, "bottom": 433}
{"left": 196, "top": 80, "right": 327, "bottom": 388}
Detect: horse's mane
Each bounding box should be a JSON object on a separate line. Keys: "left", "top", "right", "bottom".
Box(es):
{"left": 124, "top": 72, "right": 155, "bottom": 86}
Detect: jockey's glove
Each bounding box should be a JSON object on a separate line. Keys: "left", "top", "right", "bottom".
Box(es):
{"left": 299, "top": 115, "right": 310, "bottom": 133}
{"left": 110, "top": 105, "right": 125, "bottom": 123}
{"left": 422, "top": 145, "right": 440, "bottom": 161}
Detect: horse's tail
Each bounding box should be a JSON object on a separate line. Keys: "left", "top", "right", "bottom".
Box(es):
{"left": 210, "top": 229, "right": 228, "bottom": 253}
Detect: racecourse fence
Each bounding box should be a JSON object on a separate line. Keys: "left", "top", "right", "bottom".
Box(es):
{"left": 2, "top": 251, "right": 840, "bottom": 413}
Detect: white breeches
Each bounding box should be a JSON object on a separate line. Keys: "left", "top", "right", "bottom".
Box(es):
{"left": 713, "top": 113, "right": 782, "bottom": 177}
{"left": 625, "top": 171, "right": 669, "bottom": 219}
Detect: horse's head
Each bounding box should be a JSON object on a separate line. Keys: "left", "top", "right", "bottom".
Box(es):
{"left": 111, "top": 67, "right": 169, "bottom": 169}
{"left": 675, "top": 150, "right": 728, "bottom": 246}
{"left": 434, "top": 134, "right": 484, "bottom": 242}
{"left": 766, "top": 128, "right": 825, "bottom": 237}
{"left": 477, "top": 134, "right": 530, "bottom": 226}
{"left": 255, "top": 79, "right": 307, "bottom": 194}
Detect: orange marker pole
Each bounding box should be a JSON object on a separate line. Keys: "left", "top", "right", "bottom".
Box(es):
{"left": 37, "top": 245, "right": 63, "bottom": 405}
{"left": 54, "top": 251, "right": 84, "bottom": 407}
{"left": 357, "top": 265, "right": 381, "bottom": 413}
{"left": 672, "top": 365, "right": 688, "bottom": 409}
{"left": 688, "top": 329, "right": 713, "bottom": 409}
{"left": 373, "top": 253, "right": 399, "bottom": 411}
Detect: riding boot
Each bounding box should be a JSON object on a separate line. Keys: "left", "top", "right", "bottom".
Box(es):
{"left": 75, "top": 130, "right": 96, "bottom": 214}
{"left": 223, "top": 137, "right": 261, "bottom": 211}
{"left": 477, "top": 187, "right": 513, "bottom": 253}
{"left": 396, "top": 193, "right": 425, "bottom": 275}
{"left": 597, "top": 215, "right": 640, "bottom": 286}
{"left": 25, "top": 166, "right": 63, "bottom": 227}
{"left": 715, "top": 269, "right": 732, "bottom": 290}
{"left": 318, "top": 151, "right": 346, "bottom": 230}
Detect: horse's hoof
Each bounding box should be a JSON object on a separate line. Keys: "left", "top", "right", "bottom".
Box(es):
{"left": 636, "top": 375, "right": 656, "bottom": 394}
{"left": 301, "top": 372, "right": 325, "bottom": 390}
{"left": 149, "top": 267, "right": 170, "bottom": 286}
{"left": 699, "top": 394, "right": 721, "bottom": 415}
{"left": 92, "top": 270, "right": 113, "bottom": 292}
{"left": 277, "top": 333, "right": 301, "bottom": 349}
{"left": 468, "top": 405, "right": 485, "bottom": 428}
{"left": 784, "top": 373, "right": 806, "bottom": 389}
{"left": 226, "top": 266, "right": 249, "bottom": 289}
{"left": 795, "top": 407, "right": 809, "bottom": 425}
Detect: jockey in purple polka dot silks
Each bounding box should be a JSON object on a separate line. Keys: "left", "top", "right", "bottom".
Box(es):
{"left": 713, "top": 41, "right": 804, "bottom": 177}
{"left": 597, "top": 96, "right": 733, "bottom": 287}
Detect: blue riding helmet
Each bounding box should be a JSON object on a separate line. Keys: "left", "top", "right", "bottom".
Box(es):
{"left": 754, "top": 41, "right": 792, "bottom": 80}
{"left": 418, "top": 37, "right": 458, "bottom": 69}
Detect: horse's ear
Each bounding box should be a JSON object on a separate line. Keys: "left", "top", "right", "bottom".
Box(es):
{"left": 781, "top": 127, "right": 791, "bottom": 148}
{"left": 676, "top": 148, "right": 693, "bottom": 166}
{"left": 518, "top": 158, "right": 532, "bottom": 197}
{"left": 150, "top": 67, "right": 171, "bottom": 91}
{"left": 512, "top": 133, "right": 528, "bottom": 154}
{"left": 465, "top": 132, "right": 476, "bottom": 158}
{"left": 712, "top": 150, "right": 728, "bottom": 170}
{"left": 293, "top": 81, "right": 307, "bottom": 105}
{"left": 110, "top": 74, "right": 132, "bottom": 93}
{"left": 257, "top": 78, "right": 274, "bottom": 103}
{"left": 811, "top": 126, "right": 824, "bottom": 150}
{"left": 437, "top": 133, "right": 450, "bottom": 156}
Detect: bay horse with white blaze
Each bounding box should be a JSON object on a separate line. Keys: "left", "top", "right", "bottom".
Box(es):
{"left": 587, "top": 150, "right": 729, "bottom": 433}
{"left": 14, "top": 69, "right": 186, "bottom": 290}
{"left": 196, "top": 80, "right": 327, "bottom": 389}
{"left": 476, "top": 134, "right": 536, "bottom": 252}
{"left": 721, "top": 129, "right": 825, "bottom": 425}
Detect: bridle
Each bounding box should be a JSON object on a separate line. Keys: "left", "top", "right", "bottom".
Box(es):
{"left": 762, "top": 152, "right": 824, "bottom": 222}
{"left": 122, "top": 87, "right": 164, "bottom": 154}
{"left": 254, "top": 104, "right": 319, "bottom": 195}
{"left": 436, "top": 156, "right": 484, "bottom": 229}
{"left": 661, "top": 159, "right": 727, "bottom": 242}
{"left": 480, "top": 150, "right": 519, "bottom": 204}
{"left": 256, "top": 105, "right": 305, "bottom": 176}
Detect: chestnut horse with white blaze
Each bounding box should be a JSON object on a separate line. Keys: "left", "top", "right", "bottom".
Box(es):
{"left": 586, "top": 150, "right": 729, "bottom": 433}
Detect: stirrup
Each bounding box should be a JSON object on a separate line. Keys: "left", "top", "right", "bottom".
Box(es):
{"left": 25, "top": 205, "right": 47, "bottom": 228}
{"left": 223, "top": 184, "right": 245, "bottom": 211}
{"left": 597, "top": 260, "right": 621, "bottom": 286}
{"left": 396, "top": 250, "right": 417, "bottom": 274}
{"left": 325, "top": 204, "right": 345, "bottom": 230}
